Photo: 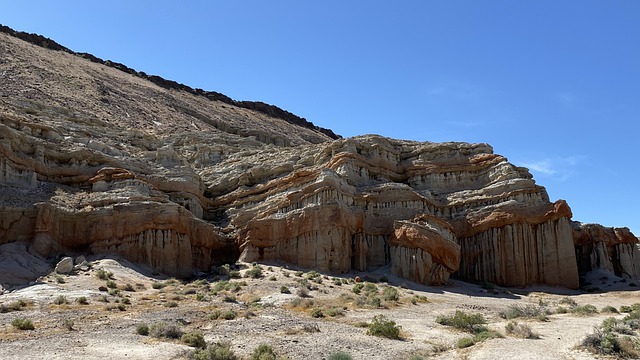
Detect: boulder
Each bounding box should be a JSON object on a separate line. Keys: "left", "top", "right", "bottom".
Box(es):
{"left": 55, "top": 257, "right": 74, "bottom": 274}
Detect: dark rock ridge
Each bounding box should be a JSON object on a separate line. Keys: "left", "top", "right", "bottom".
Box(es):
{"left": 0, "top": 26, "right": 638, "bottom": 290}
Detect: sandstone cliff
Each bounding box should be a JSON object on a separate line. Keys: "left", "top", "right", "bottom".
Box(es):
{"left": 0, "top": 27, "right": 637, "bottom": 289}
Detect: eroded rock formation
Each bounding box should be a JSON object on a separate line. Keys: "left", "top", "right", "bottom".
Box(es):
{"left": 0, "top": 27, "right": 638, "bottom": 289}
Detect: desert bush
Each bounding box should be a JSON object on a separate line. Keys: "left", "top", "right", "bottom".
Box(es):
{"left": 12, "top": 317, "right": 35, "bottom": 330}
{"left": 152, "top": 282, "right": 166, "bottom": 289}
{"left": 220, "top": 309, "right": 237, "bottom": 320}
{"left": 106, "top": 280, "right": 117, "bottom": 289}
{"left": 251, "top": 343, "right": 276, "bottom": 360}
{"left": 601, "top": 305, "right": 619, "bottom": 314}
{"left": 136, "top": 323, "right": 149, "bottom": 335}
{"left": 500, "top": 304, "right": 548, "bottom": 320}
{"left": 53, "top": 295, "right": 68, "bottom": 305}
{"left": 117, "top": 304, "right": 126, "bottom": 311}
{"left": 1, "top": 299, "right": 29, "bottom": 313}
{"left": 352, "top": 283, "right": 364, "bottom": 294}
{"left": 229, "top": 270, "right": 241, "bottom": 279}
{"left": 76, "top": 296, "right": 89, "bottom": 305}
{"left": 558, "top": 297, "right": 577, "bottom": 307}
{"left": 436, "top": 310, "right": 487, "bottom": 333}
{"left": 457, "top": 337, "right": 475, "bottom": 348}
{"left": 303, "top": 323, "right": 320, "bottom": 333}
{"left": 571, "top": 304, "right": 598, "bottom": 316}
{"left": 367, "top": 314, "right": 401, "bottom": 339}
{"left": 505, "top": 321, "right": 539, "bottom": 339}
{"left": 222, "top": 294, "right": 236, "bottom": 303}
{"left": 182, "top": 331, "right": 206, "bottom": 348}
{"left": 297, "top": 286, "right": 310, "bottom": 298}
{"left": 581, "top": 317, "right": 640, "bottom": 358}
{"left": 310, "top": 307, "right": 323, "bottom": 318}
{"left": 121, "top": 297, "right": 131, "bottom": 305}
{"left": 245, "top": 265, "right": 263, "bottom": 279}
{"left": 56, "top": 275, "right": 65, "bottom": 283}
{"left": 328, "top": 351, "right": 353, "bottom": 360}
{"left": 382, "top": 286, "right": 399, "bottom": 302}
{"left": 191, "top": 340, "right": 238, "bottom": 360}
{"left": 96, "top": 269, "right": 114, "bottom": 280}
{"left": 280, "top": 286, "right": 290, "bottom": 294}
{"left": 325, "top": 307, "right": 345, "bottom": 317}
{"left": 123, "top": 283, "right": 135, "bottom": 292}
{"left": 150, "top": 322, "right": 183, "bottom": 339}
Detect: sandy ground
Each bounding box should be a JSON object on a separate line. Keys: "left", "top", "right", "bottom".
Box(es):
{"left": 1, "top": 257, "right": 639, "bottom": 360}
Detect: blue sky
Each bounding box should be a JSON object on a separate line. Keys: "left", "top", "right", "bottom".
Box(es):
{"left": 2, "top": 1, "right": 639, "bottom": 234}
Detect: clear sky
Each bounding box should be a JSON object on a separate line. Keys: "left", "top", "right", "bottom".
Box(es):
{"left": 2, "top": 1, "right": 639, "bottom": 234}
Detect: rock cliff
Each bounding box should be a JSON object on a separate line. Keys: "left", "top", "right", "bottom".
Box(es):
{"left": 0, "top": 27, "right": 637, "bottom": 289}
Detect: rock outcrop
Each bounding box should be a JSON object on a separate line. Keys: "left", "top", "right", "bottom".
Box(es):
{"left": 0, "top": 27, "right": 637, "bottom": 289}
{"left": 573, "top": 222, "right": 640, "bottom": 280}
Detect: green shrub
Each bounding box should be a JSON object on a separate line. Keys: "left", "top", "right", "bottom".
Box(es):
{"left": 150, "top": 322, "right": 183, "bottom": 339}
{"left": 325, "top": 307, "right": 345, "bottom": 317}
{"left": 191, "top": 340, "right": 238, "bottom": 360}
{"left": 53, "top": 295, "right": 68, "bottom": 305}
{"left": 245, "top": 265, "right": 263, "bottom": 279}
{"left": 280, "top": 286, "right": 290, "bottom": 294}
{"left": 220, "top": 309, "right": 236, "bottom": 320}
{"left": 182, "top": 332, "right": 206, "bottom": 348}
{"left": 152, "top": 282, "right": 166, "bottom": 289}
{"left": 12, "top": 317, "right": 34, "bottom": 330}
{"left": 367, "top": 314, "right": 401, "bottom": 339}
{"left": 136, "top": 323, "right": 149, "bottom": 335}
{"left": 456, "top": 337, "right": 475, "bottom": 348}
{"left": 96, "top": 269, "right": 114, "bottom": 280}
{"left": 56, "top": 275, "right": 65, "bottom": 284}
{"left": 500, "top": 304, "right": 547, "bottom": 320}
{"left": 382, "top": 286, "right": 399, "bottom": 302}
{"left": 601, "top": 305, "right": 619, "bottom": 314}
{"left": 229, "top": 270, "right": 241, "bottom": 279}
{"left": 328, "top": 350, "right": 353, "bottom": 360}
{"left": 106, "top": 280, "right": 117, "bottom": 289}
{"left": 251, "top": 343, "right": 276, "bottom": 360}
{"left": 571, "top": 304, "right": 598, "bottom": 316}
{"left": 76, "top": 296, "right": 89, "bottom": 305}
{"left": 352, "top": 283, "right": 364, "bottom": 294}
{"left": 436, "top": 310, "right": 486, "bottom": 333}
{"left": 558, "top": 297, "right": 577, "bottom": 307}
{"left": 310, "top": 307, "right": 324, "bottom": 318}
{"left": 123, "top": 283, "right": 135, "bottom": 292}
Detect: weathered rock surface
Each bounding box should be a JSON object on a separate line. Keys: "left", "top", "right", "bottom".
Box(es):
{"left": 573, "top": 222, "right": 640, "bottom": 280}
{"left": 0, "top": 27, "right": 637, "bottom": 289}
{"left": 54, "top": 256, "right": 73, "bottom": 274}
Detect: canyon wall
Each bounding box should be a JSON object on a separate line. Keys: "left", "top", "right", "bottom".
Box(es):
{"left": 0, "top": 28, "right": 638, "bottom": 289}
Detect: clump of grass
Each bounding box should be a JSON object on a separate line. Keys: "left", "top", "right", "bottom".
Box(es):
{"left": 296, "top": 286, "right": 310, "bottom": 298}
{"left": 328, "top": 351, "right": 353, "bottom": 360}
{"left": 151, "top": 282, "right": 166, "bottom": 289}
{"left": 1, "top": 299, "right": 30, "bottom": 313}
{"left": 12, "top": 317, "right": 34, "bottom": 330}
{"left": 136, "top": 323, "right": 149, "bottom": 335}
{"left": 367, "top": 314, "right": 401, "bottom": 339}
{"left": 220, "top": 309, "right": 237, "bottom": 320}
{"left": 123, "top": 283, "right": 135, "bottom": 292}
{"left": 96, "top": 269, "right": 114, "bottom": 280}
{"left": 280, "top": 286, "right": 290, "bottom": 294}
{"left": 150, "top": 322, "right": 183, "bottom": 339}
{"left": 251, "top": 343, "right": 277, "bottom": 360}
{"left": 106, "top": 280, "right": 117, "bottom": 289}
{"left": 382, "top": 286, "right": 399, "bottom": 302}
{"left": 601, "top": 305, "right": 619, "bottom": 314}
{"left": 456, "top": 337, "right": 475, "bottom": 348}
{"left": 76, "top": 296, "right": 89, "bottom": 305}
{"left": 191, "top": 340, "right": 238, "bottom": 360}
{"left": 229, "top": 270, "right": 241, "bottom": 279}
{"left": 571, "top": 304, "right": 598, "bottom": 316}
{"left": 53, "top": 295, "right": 68, "bottom": 305}
{"left": 310, "top": 307, "right": 324, "bottom": 318}
{"left": 436, "top": 310, "right": 487, "bottom": 333}
{"left": 245, "top": 265, "right": 263, "bottom": 279}
{"left": 500, "top": 304, "right": 549, "bottom": 320}
{"left": 558, "top": 297, "right": 578, "bottom": 307}
{"left": 505, "top": 321, "right": 539, "bottom": 339}
{"left": 182, "top": 331, "right": 206, "bottom": 348}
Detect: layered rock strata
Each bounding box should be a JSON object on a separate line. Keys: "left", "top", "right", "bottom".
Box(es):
{"left": 573, "top": 222, "right": 640, "bottom": 280}
{"left": 0, "top": 28, "right": 638, "bottom": 289}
